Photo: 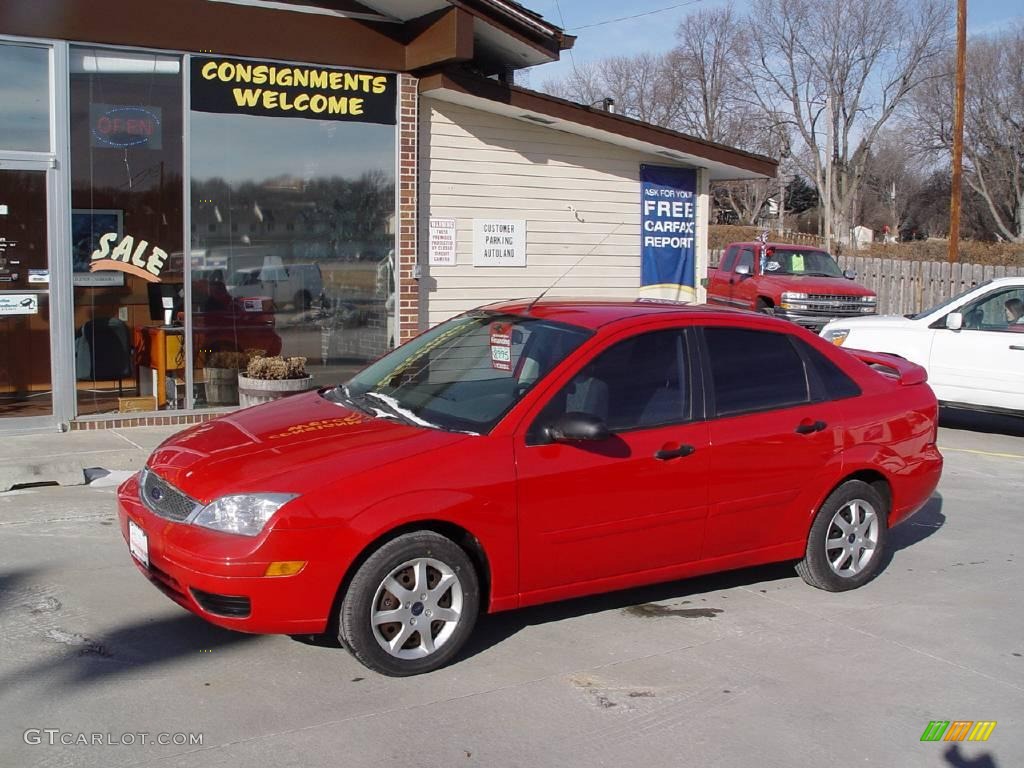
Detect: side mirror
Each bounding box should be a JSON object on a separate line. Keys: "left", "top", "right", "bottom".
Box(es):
{"left": 844, "top": 269, "right": 857, "bottom": 280}
{"left": 945, "top": 312, "right": 963, "bottom": 331}
{"left": 546, "top": 412, "right": 610, "bottom": 443}
{"left": 734, "top": 264, "right": 752, "bottom": 278}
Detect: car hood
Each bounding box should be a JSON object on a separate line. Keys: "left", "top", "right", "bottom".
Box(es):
{"left": 759, "top": 274, "right": 875, "bottom": 296}
{"left": 146, "top": 390, "right": 470, "bottom": 502}
{"left": 823, "top": 314, "right": 919, "bottom": 330}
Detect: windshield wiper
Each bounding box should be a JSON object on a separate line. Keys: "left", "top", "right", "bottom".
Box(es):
{"left": 363, "top": 392, "right": 440, "bottom": 429}
{"left": 325, "top": 385, "right": 373, "bottom": 415}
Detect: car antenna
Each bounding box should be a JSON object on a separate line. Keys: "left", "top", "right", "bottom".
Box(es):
{"left": 525, "top": 206, "right": 626, "bottom": 314}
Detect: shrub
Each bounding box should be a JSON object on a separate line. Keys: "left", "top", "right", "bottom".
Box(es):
{"left": 205, "top": 350, "right": 257, "bottom": 370}
{"left": 244, "top": 354, "right": 308, "bottom": 380}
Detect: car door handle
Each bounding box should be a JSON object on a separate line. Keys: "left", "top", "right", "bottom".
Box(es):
{"left": 1011, "top": 345, "right": 1024, "bottom": 351}
{"left": 795, "top": 420, "right": 827, "bottom": 435}
{"left": 655, "top": 444, "right": 695, "bottom": 460}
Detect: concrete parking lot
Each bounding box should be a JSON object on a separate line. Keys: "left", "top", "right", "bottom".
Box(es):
{"left": 1, "top": 411, "right": 1022, "bottom": 768}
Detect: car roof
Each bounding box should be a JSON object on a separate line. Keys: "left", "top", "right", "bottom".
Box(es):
{"left": 727, "top": 242, "right": 827, "bottom": 251}
{"left": 480, "top": 297, "right": 754, "bottom": 330}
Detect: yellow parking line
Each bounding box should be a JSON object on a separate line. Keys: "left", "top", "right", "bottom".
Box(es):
{"left": 940, "top": 446, "right": 1024, "bottom": 460}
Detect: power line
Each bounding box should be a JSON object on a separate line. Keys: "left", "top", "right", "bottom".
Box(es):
{"left": 553, "top": 0, "right": 581, "bottom": 82}
{"left": 571, "top": 1, "right": 704, "bottom": 31}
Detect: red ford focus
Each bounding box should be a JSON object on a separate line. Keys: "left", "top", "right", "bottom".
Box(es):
{"left": 118, "top": 300, "right": 943, "bottom": 675}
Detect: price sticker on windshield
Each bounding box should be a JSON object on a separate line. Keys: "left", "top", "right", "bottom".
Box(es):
{"left": 489, "top": 322, "right": 513, "bottom": 371}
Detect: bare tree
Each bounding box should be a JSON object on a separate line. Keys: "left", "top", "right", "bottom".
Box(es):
{"left": 909, "top": 27, "right": 1024, "bottom": 243}
{"left": 671, "top": 4, "right": 748, "bottom": 144}
{"left": 541, "top": 53, "right": 685, "bottom": 127}
{"left": 745, "top": 0, "right": 952, "bottom": 243}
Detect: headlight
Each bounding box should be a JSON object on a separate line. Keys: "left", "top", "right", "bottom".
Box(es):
{"left": 823, "top": 328, "right": 850, "bottom": 346}
{"left": 861, "top": 295, "right": 877, "bottom": 303}
{"left": 193, "top": 494, "right": 298, "bottom": 536}
{"left": 782, "top": 291, "right": 809, "bottom": 301}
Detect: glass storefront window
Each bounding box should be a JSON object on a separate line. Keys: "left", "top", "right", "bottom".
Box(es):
{"left": 0, "top": 43, "right": 50, "bottom": 152}
{"left": 188, "top": 57, "right": 396, "bottom": 408}
{"left": 69, "top": 47, "right": 184, "bottom": 414}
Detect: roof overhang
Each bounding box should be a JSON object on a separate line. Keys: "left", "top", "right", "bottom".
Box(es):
{"left": 419, "top": 70, "right": 778, "bottom": 180}
{"left": 360, "top": 0, "right": 573, "bottom": 69}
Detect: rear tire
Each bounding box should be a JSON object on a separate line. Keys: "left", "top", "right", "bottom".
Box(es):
{"left": 339, "top": 531, "right": 479, "bottom": 676}
{"left": 796, "top": 480, "right": 889, "bottom": 591}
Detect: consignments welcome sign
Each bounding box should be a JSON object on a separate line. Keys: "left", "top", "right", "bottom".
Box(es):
{"left": 190, "top": 57, "right": 396, "bottom": 125}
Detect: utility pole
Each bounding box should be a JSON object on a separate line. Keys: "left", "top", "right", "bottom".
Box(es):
{"left": 890, "top": 181, "right": 897, "bottom": 242}
{"left": 948, "top": 0, "right": 967, "bottom": 263}
{"left": 824, "top": 94, "right": 833, "bottom": 249}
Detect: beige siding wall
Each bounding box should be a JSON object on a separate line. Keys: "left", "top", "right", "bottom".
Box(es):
{"left": 419, "top": 99, "right": 708, "bottom": 328}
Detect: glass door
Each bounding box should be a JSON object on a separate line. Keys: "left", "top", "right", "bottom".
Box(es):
{"left": 0, "top": 167, "right": 53, "bottom": 422}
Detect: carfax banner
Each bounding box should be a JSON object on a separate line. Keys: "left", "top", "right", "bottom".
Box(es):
{"left": 639, "top": 164, "right": 697, "bottom": 302}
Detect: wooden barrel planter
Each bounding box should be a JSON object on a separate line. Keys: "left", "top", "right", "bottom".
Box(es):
{"left": 203, "top": 367, "right": 240, "bottom": 406}
{"left": 237, "top": 375, "right": 315, "bottom": 408}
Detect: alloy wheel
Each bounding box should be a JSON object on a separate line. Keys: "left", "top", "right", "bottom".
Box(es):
{"left": 370, "top": 557, "right": 464, "bottom": 660}
{"left": 824, "top": 499, "right": 880, "bottom": 577}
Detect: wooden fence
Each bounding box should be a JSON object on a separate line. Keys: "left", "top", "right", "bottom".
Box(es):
{"left": 835, "top": 256, "right": 1024, "bottom": 315}
{"left": 708, "top": 249, "right": 1024, "bottom": 316}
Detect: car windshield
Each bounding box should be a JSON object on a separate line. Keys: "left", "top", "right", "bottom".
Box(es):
{"left": 334, "top": 312, "right": 592, "bottom": 434}
{"left": 910, "top": 280, "right": 994, "bottom": 320}
{"left": 762, "top": 249, "right": 843, "bottom": 277}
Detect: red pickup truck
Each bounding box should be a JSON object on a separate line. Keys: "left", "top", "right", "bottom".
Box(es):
{"left": 706, "top": 241, "right": 877, "bottom": 331}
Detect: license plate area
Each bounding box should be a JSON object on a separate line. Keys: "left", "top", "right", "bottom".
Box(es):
{"left": 128, "top": 519, "right": 149, "bottom": 568}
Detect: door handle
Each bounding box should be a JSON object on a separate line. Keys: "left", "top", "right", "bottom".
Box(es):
{"left": 655, "top": 444, "right": 695, "bottom": 460}
{"left": 1010, "top": 345, "right": 1024, "bottom": 351}
{"left": 795, "top": 420, "right": 827, "bottom": 434}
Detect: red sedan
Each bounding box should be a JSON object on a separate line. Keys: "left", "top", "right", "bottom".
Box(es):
{"left": 118, "top": 300, "right": 942, "bottom": 675}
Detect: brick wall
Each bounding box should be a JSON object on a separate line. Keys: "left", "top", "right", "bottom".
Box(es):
{"left": 397, "top": 74, "right": 420, "bottom": 343}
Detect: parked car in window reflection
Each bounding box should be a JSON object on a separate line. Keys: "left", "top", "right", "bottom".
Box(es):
{"left": 118, "top": 300, "right": 943, "bottom": 676}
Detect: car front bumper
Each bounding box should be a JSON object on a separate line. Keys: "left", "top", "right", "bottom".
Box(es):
{"left": 116, "top": 473, "right": 341, "bottom": 635}
{"left": 775, "top": 309, "right": 875, "bottom": 332}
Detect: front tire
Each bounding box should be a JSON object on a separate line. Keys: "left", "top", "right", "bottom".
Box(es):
{"left": 796, "top": 480, "right": 888, "bottom": 591}
{"left": 339, "top": 531, "right": 479, "bottom": 676}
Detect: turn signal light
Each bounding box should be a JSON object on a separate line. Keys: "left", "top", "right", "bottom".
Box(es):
{"left": 264, "top": 561, "right": 306, "bottom": 577}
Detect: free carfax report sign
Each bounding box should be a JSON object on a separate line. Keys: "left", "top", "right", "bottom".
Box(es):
{"left": 639, "top": 165, "right": 697, "bottom": 302}
{"left": 191, "top": 58, "right": 396, "bottom": 125}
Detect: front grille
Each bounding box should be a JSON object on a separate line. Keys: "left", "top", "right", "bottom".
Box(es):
{"left": 139, "top": 468, "right": 200, "bottom": 522}
{"left": 191, "top": 588, "right": 252, "bottom": 618}
{"left": 791, "top": 294, "right": 875, "bottom": 317}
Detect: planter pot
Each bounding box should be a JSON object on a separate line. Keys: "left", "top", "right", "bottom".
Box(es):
{"left": 237, "top": 374, "right": 315, "bottom": 408}
{"left": 203, "top": 367, "right": 240, "bottom": 406}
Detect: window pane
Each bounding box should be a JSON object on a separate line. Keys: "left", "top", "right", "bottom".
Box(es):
{"left": 69, "top": 48, "right": 184, "bottom": 415}
{"left": 736, "top": 249, "right": 753, "bottom": 272}
{"left": 190, "top": 111, "right": 396, "bottom": 408}
{"left": 533, "top": 330, "right": 688, "bottom": 435}
{"left": 796, "top": 339, "right": 862, "bottom": 400}
{"left": 705, "top": 327, "right": 809, "bottom": 416}
{"left": 963, "top": 288, "right": 1024, "bottom": 332}
{"left": 0, "top": 43, "right": 50, "bottom": 152}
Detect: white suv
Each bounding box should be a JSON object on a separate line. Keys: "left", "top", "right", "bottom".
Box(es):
{"left": 821, "top": 277, "right": 1024, "bottom": 415}
{"left": 228, "top": 263, "right": 323, "bottom": 310}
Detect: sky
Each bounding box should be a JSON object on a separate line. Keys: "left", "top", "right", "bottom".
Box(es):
{"left": 523, "top": 0, "right": 1024, "bottom": 88}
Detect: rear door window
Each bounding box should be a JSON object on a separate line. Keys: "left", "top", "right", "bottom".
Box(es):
{"left": 703, "top": 327, "right": 811, "bottom": 416}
